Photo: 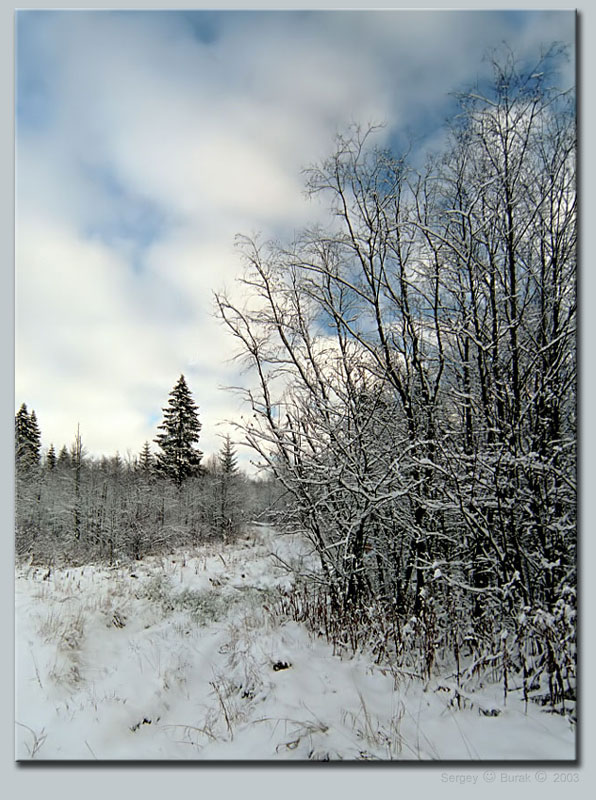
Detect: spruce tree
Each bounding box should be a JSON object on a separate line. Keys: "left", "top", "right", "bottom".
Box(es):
{"left": 15, "top": 403, "right": 30, "bottom": 464}
{"left": 154, "top": 375, "right": 203, "bottom": 487}
{"left": 138, "top": 441, "right": 154, "bottom": 473}
{"left": 15, "top": 403, "right": 41, "bottom": 470}
{"left": 29, "top": 411, "right": 41, "bottom": 463}
{"left": 219, "top": 434, "right": 238, "bottom": 475}
{"left": 212, "top": 434, "right": 243, "bottom": 539}
{"left": 47, "top": 444, "right": 57, "bottom": 470}
{"left": 57, "top": 445, "right": 71, "bottom": 469}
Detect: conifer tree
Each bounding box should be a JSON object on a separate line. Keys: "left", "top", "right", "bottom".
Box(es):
{"left": 47, "top": 444, "right": 57, "bottom": 470}
{"left": 15, "top": 403, "right": 30, "bottom": 464}
{"left": 138, "top": 440, "right": 154, "bottom": 473}
{"left": 219, "top": 434, "right": 238, "bottom": 475}
{"left": 154, "top": 375, "right": 203, "bottom": 487}
{"left": 57, "top": 445, "right": 70, "bottom": 469}
{"left": 15, "top": 403, "right": 41, "bottom": 469}
{"left": 29, "top": 411, "right": 41, "bottom": 460}
{"left": 214, "top": 433, "right": 244, "bottom": 538}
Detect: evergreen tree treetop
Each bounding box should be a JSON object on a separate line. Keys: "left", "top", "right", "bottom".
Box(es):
{"left": 15, "top": 403, "right": 42, "bottom": 470}
{"left": 154, "top": 374, "right": 203, "bottom": 486}
{"left": 29, "top": 411, "right": 41, "bottom": 459}
{"left": 57, "top": 445, "right": 71, "bottom": 468}
{"left": 15, "top": 403, "right": 29, "bottom": 440}
{"left": 138, "top": 440, "right": 154, "bottom": 473}
{"left": 219, "top": 434, "right": 239, "bottom": 476}
{"left": 47, "top": 444, "right": 57, "bottom": 470}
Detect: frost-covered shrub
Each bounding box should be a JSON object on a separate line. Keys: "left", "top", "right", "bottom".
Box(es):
{"left": 142, "top": 575, "right": 277, "bottom": 627}
{"left": 514, "top": 589, "right": 576, "bottom": 717}
{"left": 143, "top": 575, "right": 173, "bottom": 608}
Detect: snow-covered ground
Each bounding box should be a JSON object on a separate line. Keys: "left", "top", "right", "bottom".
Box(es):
{"left": 15, "top": 526, "right": 575, "bottom": 761}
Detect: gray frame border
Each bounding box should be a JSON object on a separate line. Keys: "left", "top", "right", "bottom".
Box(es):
{"left": 4, "top": 3, "right": 593, "bottom": 798}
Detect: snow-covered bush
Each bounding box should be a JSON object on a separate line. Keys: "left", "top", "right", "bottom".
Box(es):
{"left": 216, "top": 47, "right": 576, "bottom": 716}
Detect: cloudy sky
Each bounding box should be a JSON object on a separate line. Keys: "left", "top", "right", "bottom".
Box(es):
{"left": 15, "top": 9, "right": 575, "bottom": 467}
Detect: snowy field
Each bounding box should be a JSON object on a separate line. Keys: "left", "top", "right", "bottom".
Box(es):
{"left": 15, "top": 526, "right": 575, "bottom": 761}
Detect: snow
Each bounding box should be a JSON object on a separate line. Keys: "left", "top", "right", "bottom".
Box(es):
{"left": 15, "top": 526, "right": 575, "bottom": 761}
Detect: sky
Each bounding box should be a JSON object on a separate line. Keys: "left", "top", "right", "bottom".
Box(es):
{"left": 15, "top": 9, "right": 576, "bottom": 469}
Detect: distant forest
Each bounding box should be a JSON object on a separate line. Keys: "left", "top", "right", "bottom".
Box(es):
{"left": 15, "top": 375, "right": 279, "bottom": 564}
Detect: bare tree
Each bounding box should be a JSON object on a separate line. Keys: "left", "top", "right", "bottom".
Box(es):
{"left": 216, "top": 46, "right": 576, "bottom": 696}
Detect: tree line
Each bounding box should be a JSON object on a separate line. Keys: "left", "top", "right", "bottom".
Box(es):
{"left": 15, "top": 375, "right": 278, "bottom": 563}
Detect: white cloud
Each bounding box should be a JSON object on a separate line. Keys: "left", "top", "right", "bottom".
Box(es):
{"left": 15, "top": 9, "right": 575, "bottom": 468}
{"left": 15, "top": 214, "right": 262, "bottom": 461}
